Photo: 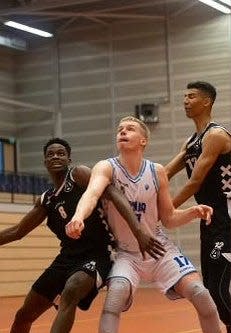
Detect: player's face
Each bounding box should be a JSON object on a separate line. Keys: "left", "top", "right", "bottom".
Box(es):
{"left": 184, "top": 88, "right": 209, "bottom": 118}
{"left": 44, "top": 143, "right": 70, "bottom": 173}
{"left": 116, "top": 120, "right": 147, "bottom": 151}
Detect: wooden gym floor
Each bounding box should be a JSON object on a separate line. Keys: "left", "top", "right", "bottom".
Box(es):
{"left": 0, "top": 288, "right": 226, "bottom": 333}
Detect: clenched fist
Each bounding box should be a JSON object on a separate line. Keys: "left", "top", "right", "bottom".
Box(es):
{"left": 65, "top": 217, "right": 85, "bottom": 239}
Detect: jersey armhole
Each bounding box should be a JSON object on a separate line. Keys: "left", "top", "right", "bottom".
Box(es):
{"left": 69, "top": 167, "right": 75, "bottom": 182}
{"left": 40, "top": 191, "right": 47, "bottom": 205}
{"left": 150, "top": 162, "right": 160, "bottom": 192}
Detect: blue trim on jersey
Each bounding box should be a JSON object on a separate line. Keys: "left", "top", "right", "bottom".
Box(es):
{"left": 109, "top": 157, "right": 147, "bottom": 183}
{"left": 107, "top": 158, "right": 116, "bottom": 185}
{"left": 150, "top": 162, "right": 159, "bottom": 192}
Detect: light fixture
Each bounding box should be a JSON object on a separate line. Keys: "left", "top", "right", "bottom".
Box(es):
{"left": 218, "top": 0, "right": 231, "bottom": 6}
{"left": 4, "top": 21, "right": 53, "bottom": 38}
{"left": 198, "top": 0, "right": 231, "bottom": 13}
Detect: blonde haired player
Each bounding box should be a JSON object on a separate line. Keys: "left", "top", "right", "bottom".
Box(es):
{"left": 66, "top": 116, "right": 222, "bottom": 333}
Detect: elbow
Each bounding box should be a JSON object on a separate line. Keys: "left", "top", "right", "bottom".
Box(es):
{"left": 164, "top": 168, "right": 171, "bottom": 180}
{"left": 13, "top": 226, "right": 25, "bottom": 241}
{"left": 161, "top": 219, "right": 174, "bottom": 229}
{"left": 189, "top": 179, "right": 202, "bottom": 194}
{"left": 16, "top": 233, "right": 24, "bottom": 241}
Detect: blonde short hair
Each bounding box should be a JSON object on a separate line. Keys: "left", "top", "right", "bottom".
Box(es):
{"left": 119, "top": 116, "right": 150, "bottom": 141}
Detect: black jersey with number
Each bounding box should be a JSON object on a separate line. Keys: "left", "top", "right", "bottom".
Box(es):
{"left": 184, "top": 122, "right": 231, "bottom": 238}
{"left": 41, "top": 168, "right": 114, "bottom": 257}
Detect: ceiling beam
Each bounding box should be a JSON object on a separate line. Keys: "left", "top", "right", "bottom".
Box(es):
{"left": 0, "top": 96, "right": 53, "bottom": 112}
{"left": 1, "top": 10, "right": 164, "bottom": 20}
{"left": 0, "top": 0, "right": 183, "bottom": 16}
{"left": 91, "top": 0, "right": 182, "bottom": 14}
{"left": 13, "top": 0, "right": 165, "bottom": 26}
{"left": 84, "top": 16, "right": 109, "bottom": 26}
{"left": 0, "top": 0, "right": 103, "bottom": 15}
{"left": 170, "top": 0, "right": 197, "bottom": 17}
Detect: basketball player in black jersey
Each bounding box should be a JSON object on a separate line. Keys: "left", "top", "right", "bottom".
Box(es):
{"left": 0, "top": 138, "right": 164, "bottom": 333}
{"left": 165, "top": 81, "right": 231, "bottom": 333}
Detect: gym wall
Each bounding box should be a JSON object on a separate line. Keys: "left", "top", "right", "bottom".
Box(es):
{"left": 0, "top": 5, "right": 230, "bottom": 296}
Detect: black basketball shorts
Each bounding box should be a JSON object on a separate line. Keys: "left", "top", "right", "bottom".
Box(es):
{"left": 32, "top": 251, "right": 112, "bottom": 310}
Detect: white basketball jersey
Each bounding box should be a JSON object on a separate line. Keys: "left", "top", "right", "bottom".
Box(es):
{"left": 107, "top": 157, "right": 167, "bottom": 252}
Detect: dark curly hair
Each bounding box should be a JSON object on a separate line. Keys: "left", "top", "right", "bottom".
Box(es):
{"left": 43, "top": 138, "right": 71, "bottom": 157}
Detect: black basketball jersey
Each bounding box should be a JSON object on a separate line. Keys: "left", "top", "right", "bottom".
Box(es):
{"left": 41, "top": 167, "right": 114, "bottom": 257}
{"left": 185, "top": 122, "right": 231, "bottom": 237}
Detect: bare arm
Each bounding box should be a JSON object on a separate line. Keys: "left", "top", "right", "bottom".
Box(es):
{"left": 0, "top": 197, "right": 47, "bottom": 245}
{"left": 156, "top": 164, "right": 212, "bottom": 229}
{"left": 172, "top": 129, "right": 230, "bottom": 207}
{"left": 75, "top": 160, "right": 112, "bottom": 220}
{"left": 65, "top": 160, "right": 112, "bottom": 238}
{"left": 165, "top": 141, "right": 187, "bottom": 180}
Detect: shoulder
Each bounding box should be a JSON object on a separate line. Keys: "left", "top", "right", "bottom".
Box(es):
{"left": 34, "top": 195, "right": 47, "bottom": 215}
{"left": 40, "top": 189, "right": 51, "bottom": 205}
{"left": 153, "top": 162, "right": 164, "bottom": 172}
{"left": 199, "top": 124, "right": 231, "bottom": 156}
{"left": 149, "top": 162, "right": 166, "bottom": 180}
{"left": 91, "top": 160, "right": 113, "bottom": 180}
{"left": 71, "top": 165, "right": 91, "bottom": 188}
{"left": 203, "top": 126, "right": 231, "bottom": 147}
{"left": 154, "top": 163, "right": 168, "bottom": 182}
{"left": 206, "top": 123, "right": 230, "bottom": 138}
{"left": 93, "top": 160, "right": 113, "bottom": 171}
{"left": 71, "top": 165, "right": 91, "bottom": 179}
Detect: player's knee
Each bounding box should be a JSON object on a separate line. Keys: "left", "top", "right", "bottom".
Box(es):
{"left": 103, "top": 278, "right": 131, "bottom": 314}
{"left": 185, "top": 281, "right": 217, "bottom": 318}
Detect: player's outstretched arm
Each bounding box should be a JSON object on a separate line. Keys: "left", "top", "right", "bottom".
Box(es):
{"left": 66, "top": 160, "right": 112, "bottom": 239}
{"left": 156, "top": 164, "right": 213, "bottom": 228}
{"left": 0, "top": 197, "right": 47, "bottom": 245}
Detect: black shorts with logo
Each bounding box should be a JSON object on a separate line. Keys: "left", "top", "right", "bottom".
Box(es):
{"left": 201, "top": 232, "right": 231, "bottom": 325}
{"left": 32, "top": 250, "right": 112, "bottom": 310}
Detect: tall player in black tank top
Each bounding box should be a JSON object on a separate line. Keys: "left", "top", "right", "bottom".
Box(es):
{"left": 0, "top": 138, "right": 164, "bottom": 333}
{"left": 166, "top": 81, "right": 231, "bottom": 333}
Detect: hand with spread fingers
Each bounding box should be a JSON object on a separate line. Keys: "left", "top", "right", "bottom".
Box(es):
{"left": 135, "top": 224, "right": 166, "bottom": 260}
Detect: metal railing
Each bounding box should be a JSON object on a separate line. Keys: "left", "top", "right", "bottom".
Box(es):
{"left": 0, "top": 172, "right": 50, "bottom": 204}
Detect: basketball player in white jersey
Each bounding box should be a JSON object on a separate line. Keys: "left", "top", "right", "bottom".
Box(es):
{"left": 66, "top": 116, "right": 222, "bottom": 333}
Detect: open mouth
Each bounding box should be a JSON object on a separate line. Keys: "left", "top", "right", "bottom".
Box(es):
{"left": 50, "top": 162, "right": 63, "bottom": 167}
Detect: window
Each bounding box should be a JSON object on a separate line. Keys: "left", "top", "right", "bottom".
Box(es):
{"left": 0, "top": 137, "right": 17, "bottom": 172}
